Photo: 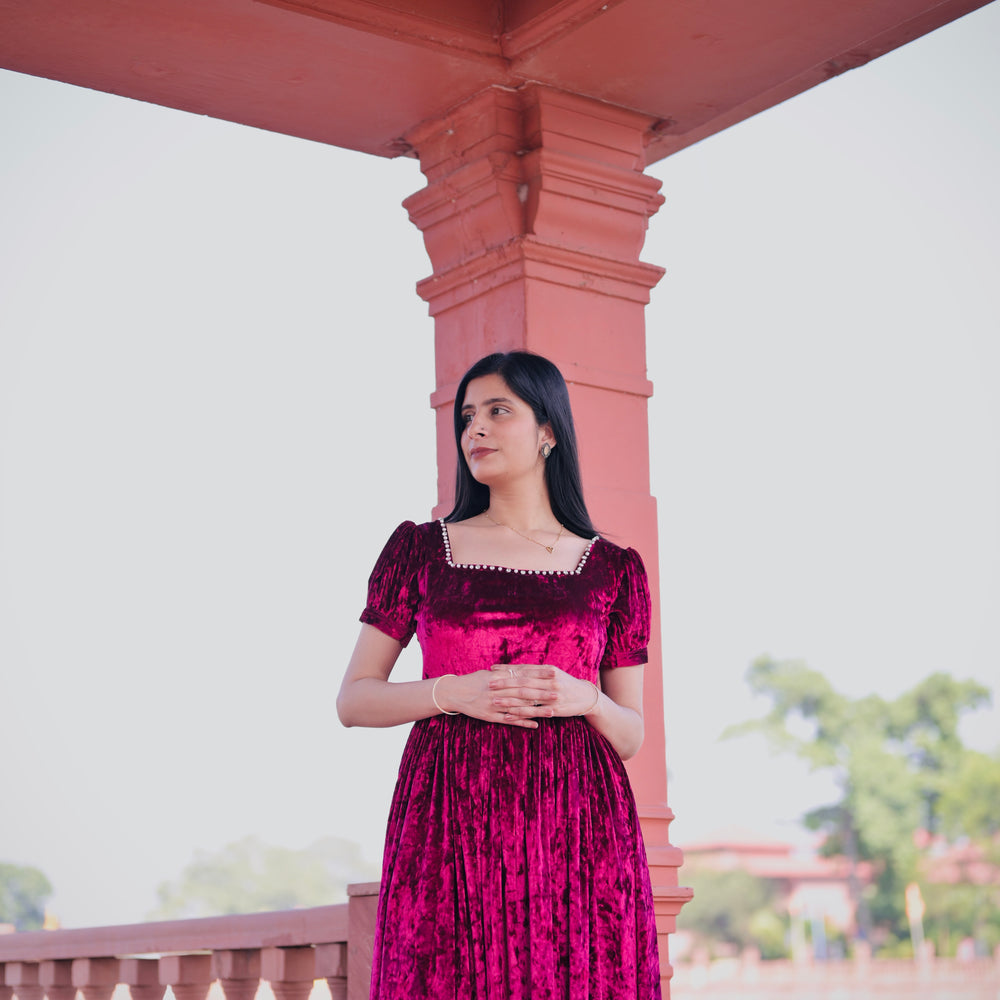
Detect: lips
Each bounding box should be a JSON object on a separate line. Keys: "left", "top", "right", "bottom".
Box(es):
{"left": 469, "top": 447, "right": 496, "bottom": 459}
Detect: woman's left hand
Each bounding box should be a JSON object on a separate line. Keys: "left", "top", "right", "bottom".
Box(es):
{"left": 487, "top": 664, "right": 598, "bottom": 720}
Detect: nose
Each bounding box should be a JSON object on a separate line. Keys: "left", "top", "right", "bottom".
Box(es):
{"left": 465, "top": 411, "right": 486, "bottom": 437}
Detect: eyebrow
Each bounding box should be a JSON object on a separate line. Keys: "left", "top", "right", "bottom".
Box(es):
{"left": 460, "top": 396, "right": 513, "bottom": 412}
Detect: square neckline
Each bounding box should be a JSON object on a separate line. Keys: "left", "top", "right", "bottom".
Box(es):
{"left": 438, "top": 519, "right": 598, "bottom": 577}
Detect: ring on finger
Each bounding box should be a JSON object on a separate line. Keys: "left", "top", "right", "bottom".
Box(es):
{"left": 508, "top": 668, "right": 517, "bottom": 678}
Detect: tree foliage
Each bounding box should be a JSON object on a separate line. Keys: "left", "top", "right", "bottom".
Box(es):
{"left": 725, "top": 658, "right": 994, "bottom": 951}
{"left": 150, "top": 835, "right": 380, "bottom": 919}
{"left": 0, "top": 862, "right": 53, "bottom": 930}
{"left": 938, "top": 749, "right": 1000, "bottom": 841}
{"left": 678, "top": 865, "right": 787, "bottom": 958}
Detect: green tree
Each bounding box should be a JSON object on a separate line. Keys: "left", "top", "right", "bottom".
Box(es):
{"left": 150, "top": 835, "right": 380, "bottom": 919}
{"left": 887, "top": 673, "right": 992, "bottom": 834}
{"left": 926, "top": 748, "right": 1000, "bottom": 955}
{"left": 725, "top": 658, "right": 991, "bottom": 949}
{"left": 938, "top": 748, "right": 1000, "bottom": 841}
{"left": 677, "top": 866, "right": 787, "bottom": 958}
{"left": 0, "top": 862, "right": 53, "bottom": 930}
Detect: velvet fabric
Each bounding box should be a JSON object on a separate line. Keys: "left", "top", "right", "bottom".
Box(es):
{"left": 360, "top": 520, "right": 661, "bottom": 1000}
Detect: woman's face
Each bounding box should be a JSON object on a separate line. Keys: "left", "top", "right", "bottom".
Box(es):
{"left": 460, "top": 374, "right": 555, "bottom": 486}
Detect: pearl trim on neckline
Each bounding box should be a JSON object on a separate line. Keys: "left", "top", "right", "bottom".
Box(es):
{"left": 439, "top": 519, "right": 597, "bottom": 576}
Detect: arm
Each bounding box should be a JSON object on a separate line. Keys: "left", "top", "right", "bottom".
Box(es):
{"left": 337, "top": 624, "right": 541, "bottom": 729}
{"left": 588, "top": 664, "right": 645, "bottom": 760}
{"left": 336, "top": 624, "right": 434, "bottom": 728}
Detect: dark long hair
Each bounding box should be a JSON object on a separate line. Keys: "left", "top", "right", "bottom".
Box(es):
{"left": 444, "top": 352, "right": 598, "bottom": 538}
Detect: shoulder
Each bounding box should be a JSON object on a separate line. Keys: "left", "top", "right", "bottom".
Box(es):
{"left": 384, "top": 519, "right": 439, "bottom": 540}
{"left": 592, "top": 536, "right": 647, "bottom": 576}
{"left": 373, "top": 519, "right": 442, "bottom": 561}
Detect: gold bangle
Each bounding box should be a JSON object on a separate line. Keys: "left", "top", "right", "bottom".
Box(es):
{"left": 432, "top": 674, "right": 459, "bottom": 715}
{"left": 583, "top": 681, "right": 601, "bottom": 716}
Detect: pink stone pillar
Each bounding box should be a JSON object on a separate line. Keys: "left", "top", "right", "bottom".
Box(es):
{"left": 404, "top": 83, "right": 691, "bottom": 992}
{"left": 345, "top": 883, "right": 378, "bottom": 1000}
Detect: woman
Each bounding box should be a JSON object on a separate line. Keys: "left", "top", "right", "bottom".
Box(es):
{"left": 337, "top": 351, "right": 661, "bottom": 1000}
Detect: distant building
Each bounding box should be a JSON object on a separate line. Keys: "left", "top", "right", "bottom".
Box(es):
{"left": 682, "top": 827, "right": 873, "bottom": 939}
{"left": 916, "top": 829, "right": 1000, "bottom": 887}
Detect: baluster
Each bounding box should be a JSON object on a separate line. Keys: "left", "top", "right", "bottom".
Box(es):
{"left": 211, "top": 950, "right": 260, "bottom": 1000}
{"left": 260, "top": 948, "right": 313, "bottom": 1000}
{"left": 313, "top": 946, "right": 345, "bottom": 1000}
{"left": 5, "top": 963, "right": 43, "bottom": 1000}
{"left": 158, "top": 956, "right": 212, "bottom": 1000}
{"left": 39, "top": 962, "right": 74, "bottom": 1000}
{"left": 118, "top": 960, "right": 163, "bottom": 1000}
{"left": 72, "top": 958, "right": 118, "bottom": 1000}
{"left": 0, "top": 963, "right": 11, "bottom": 1000}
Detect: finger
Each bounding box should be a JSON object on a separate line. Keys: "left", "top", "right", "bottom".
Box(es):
{"left": 501, "top": 712, "right": 539, "bottom": 728}
{"left": 488, "top": 675, "right": 551, "bottom": 694}
{"left": 507, "top": 664, "right": 555, "bottom": 679}
{"left": 492, "top": 687, "right": 555, "bottom": 707}
{"left": 500, "top": 702, "right": 553, "bottom": 718}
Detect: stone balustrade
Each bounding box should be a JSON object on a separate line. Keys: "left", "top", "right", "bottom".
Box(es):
{"left": 0, "top": 884, "right": 379, "bottom": 1000}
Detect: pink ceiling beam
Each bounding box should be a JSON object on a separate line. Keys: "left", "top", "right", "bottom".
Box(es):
{"left": 0, "top": 0, "right": 991, "bottom": 161}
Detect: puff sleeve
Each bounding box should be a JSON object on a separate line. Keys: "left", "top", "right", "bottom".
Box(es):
{"left": 359, "top": 521, "right": 423, "bottom": 647}
{"left": 600, "top": 546, "right": 651, "bottom": 669}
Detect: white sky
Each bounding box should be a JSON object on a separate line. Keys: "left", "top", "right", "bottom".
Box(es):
{"left": 1, "top": 3, "right": 998, "bottom": 929}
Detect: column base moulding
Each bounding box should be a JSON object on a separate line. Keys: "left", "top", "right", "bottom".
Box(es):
{"left": 652, "top": 885, "right": 695, "bottom": 922}
{"left": 416, "top": 237, "right": 665, "bottom": 316}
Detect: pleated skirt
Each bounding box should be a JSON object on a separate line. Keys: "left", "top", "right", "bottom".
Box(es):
{"left": 369, "top": 715, "right": 662, "bottom": 1000}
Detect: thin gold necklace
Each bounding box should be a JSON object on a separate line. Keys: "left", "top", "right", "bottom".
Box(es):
{"left": 484, "top": 511, "right": 565, "bottom": 554}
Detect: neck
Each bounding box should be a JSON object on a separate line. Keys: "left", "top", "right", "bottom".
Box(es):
{"left": 485, "top": 486, "right": 558, "bottom": 533}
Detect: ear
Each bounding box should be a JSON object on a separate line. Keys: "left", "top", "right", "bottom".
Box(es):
{"left": 539, "top": 423, "right": 556, "bottom": 450}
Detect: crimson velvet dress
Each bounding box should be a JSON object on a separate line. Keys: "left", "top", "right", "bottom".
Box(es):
{"left": 360, "top": 520, "right": 661, "bottom": 1000}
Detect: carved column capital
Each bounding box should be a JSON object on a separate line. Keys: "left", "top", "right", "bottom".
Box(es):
{"left": 404, "top": 84, "right": 665, "bottom": 278}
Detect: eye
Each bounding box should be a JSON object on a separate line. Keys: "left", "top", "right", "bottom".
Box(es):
{"left": 460, "top": 412, "right": 473, "bottom": 425}
{"left": 491, "top": 405, "right": 509, "bottom": 416}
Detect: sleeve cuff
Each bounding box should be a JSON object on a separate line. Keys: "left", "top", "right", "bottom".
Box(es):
{"left": 601, "top": 647, "right": 648, "bottom": 669}
{"left": 359, "top": 607, "right": 414, "bottom": 647}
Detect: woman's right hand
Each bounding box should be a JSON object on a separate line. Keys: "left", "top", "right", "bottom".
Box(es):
{"left": 434, "top": 670, "right": 541, "bottom": 729}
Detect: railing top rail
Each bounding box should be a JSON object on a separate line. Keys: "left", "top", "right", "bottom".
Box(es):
{"left": 0, "top": 903, "right": 351, "bottom": 963}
